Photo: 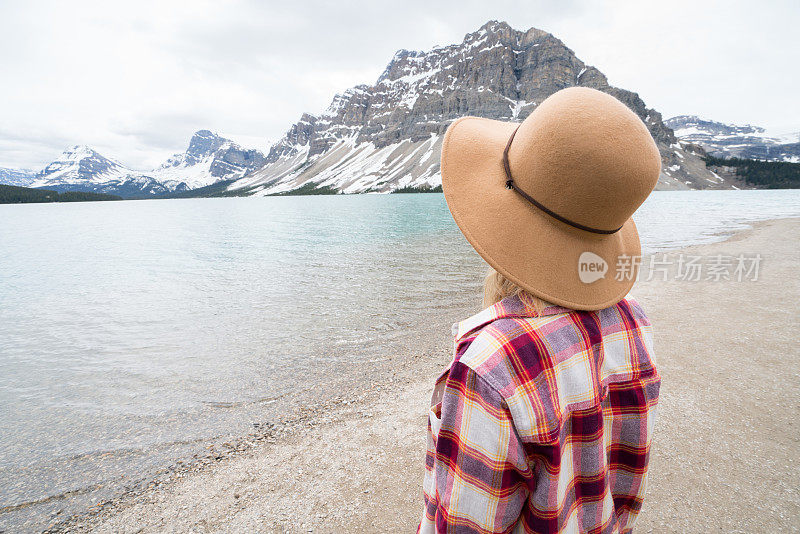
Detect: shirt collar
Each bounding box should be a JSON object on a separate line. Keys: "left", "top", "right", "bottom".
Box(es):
{"left": 451, "top": 293, "right": 571, "bottom": 341}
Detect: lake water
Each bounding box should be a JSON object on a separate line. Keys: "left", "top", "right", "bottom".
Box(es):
{"left": 1, "top": 190, "right": 799, "bottom": 531}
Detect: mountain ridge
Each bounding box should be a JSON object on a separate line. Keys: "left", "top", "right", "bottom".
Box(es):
{"left": 4, "top": 21, "right": 792, "bottom": 196}
{"left": 20, "top": 131, "right": 269, "bottom": 198}
{"left": 154, "top": 130, "right": 268, "bottom": 190}
{"left": 226, "top": 20, "right": 728, "bottom": 195}
{"left": 0, "top": 167, "right": 36, "bottom": 187}
{"left": 665, "top": 115, "right": 800, "bottom": 163}
{"left": 29, "top": 145, "right": 169, "bottom": 197}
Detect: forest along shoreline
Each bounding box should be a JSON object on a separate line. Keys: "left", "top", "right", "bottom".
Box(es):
{"left": 45, "top": 216, "right": 800, "bottom": 533}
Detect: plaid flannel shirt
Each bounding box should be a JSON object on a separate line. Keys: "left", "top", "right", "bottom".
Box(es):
{"left": 419, "top": 294, "right": 660, "bottom": 534}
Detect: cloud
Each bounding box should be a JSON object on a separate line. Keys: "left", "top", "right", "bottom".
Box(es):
{"left": 0, "top": 0, "right": 797, "bottom": 170}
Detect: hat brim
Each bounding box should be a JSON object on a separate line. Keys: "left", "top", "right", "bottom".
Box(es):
{"left": 441, "top": 116, "right": 641, "bottom": 311}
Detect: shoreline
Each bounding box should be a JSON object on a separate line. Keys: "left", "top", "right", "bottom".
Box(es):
{"left": 30, "top": 216, "right": 800, "bottom": 532}
{"left": 45, "top": 349, "right": 453, "bottom": 533}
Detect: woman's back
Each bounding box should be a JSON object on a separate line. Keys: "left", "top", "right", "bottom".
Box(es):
{"left": 420, "top": 294, "right": 660, "bottom": 533}
{"left": 425, "top": 87, "right": 664, "bottom": 533}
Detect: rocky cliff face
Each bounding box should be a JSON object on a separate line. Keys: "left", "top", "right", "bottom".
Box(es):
{"left": 665, "top": 115, "right": 800, "bottom": 162}
{"left": 230, "top": 20, "right": 732, "bottom": 194}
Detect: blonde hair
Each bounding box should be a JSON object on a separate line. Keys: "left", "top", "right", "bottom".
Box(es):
{"left": 483, "top": 267, "right": 548, "bottom": 314}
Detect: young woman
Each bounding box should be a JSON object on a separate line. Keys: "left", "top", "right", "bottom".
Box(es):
{"left": 420, "top": 87, "right": 661, "bottom": 534}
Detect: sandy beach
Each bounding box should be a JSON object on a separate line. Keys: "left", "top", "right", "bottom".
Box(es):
{"left": 54, "top": 217, "right": 799, "bottom": 533}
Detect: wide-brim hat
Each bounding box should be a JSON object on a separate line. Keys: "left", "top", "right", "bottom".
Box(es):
{"left": 441, "top": 87, "right": 661, "bottom": 311}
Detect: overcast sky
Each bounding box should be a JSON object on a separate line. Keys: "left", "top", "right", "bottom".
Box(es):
{"left": 1, "top": 0, "right": 797, "bottom": 170}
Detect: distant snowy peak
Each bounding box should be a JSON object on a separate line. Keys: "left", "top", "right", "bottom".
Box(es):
{"left": 31, "top": 145, "right": 129, "bottom": 187}
{"left": 186, "top": 129, "right": 226, "bottom": 160}
{"left": 667, "top": 115, "right": 766, "bottom": 139}
{"left": 28, "top": 145, "right": 169, "bottom": 197}
{"left": 153, "top": 130, "right": 267, "bottom": 190}
{"left": 19, "top": 130, "right": 269, "bottom": 198}
{"left": 666, "top": 115, "right": 800, "bottom": 162}
{"left": 0, "top": 167, "right": 36, "bottom": 187}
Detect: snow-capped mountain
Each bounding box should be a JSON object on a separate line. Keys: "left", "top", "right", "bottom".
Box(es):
{"left": 665, "top": 115, "right": 800, "bottom": 163}
{"left": 227, "top": 20, "right": 732, "bottom": 195}
{"left": 26, "top": 132, "right": 268, "bottom": 198}
{"left": 152, "top": 130, "right": 267, "bottom": 190}
{"left": 29, "top": 145, "right": 169, "bottom": 197}
{"left": 0, "top": 167, "right": 36, "bottom": 187}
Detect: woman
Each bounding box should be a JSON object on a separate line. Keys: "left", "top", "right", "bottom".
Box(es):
{"left": 420, "top": 87, "right": 661, "bottom": 533}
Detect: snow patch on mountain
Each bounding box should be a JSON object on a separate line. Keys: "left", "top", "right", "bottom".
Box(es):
{"left": 232, "top": 133, "right": 443, "bottom": 195}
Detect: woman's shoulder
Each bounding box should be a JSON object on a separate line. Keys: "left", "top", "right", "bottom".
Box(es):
{"left": 450, "top": 296, "right": 654, "bottom": 442}
{"left": 451, "top": 296, "right": 653, "bottom": 398}
{"left": 450, "top": 296, "right": 572, "bottom": 391}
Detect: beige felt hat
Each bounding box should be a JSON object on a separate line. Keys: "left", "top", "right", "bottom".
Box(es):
{"left": 441, "top": 87, "right": 661, "bottom": 311}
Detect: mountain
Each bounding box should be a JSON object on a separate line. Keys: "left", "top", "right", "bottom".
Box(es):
{"left": 0, "top": 167, "right": 36, "bottom": 187}
{"left": 27, "top": 132, "right": 268, "bottom": 198}
{"left": 226, "top": 20, "right": 732, "bottom": 195}
{"left": 665, "top": 115, "right": 800, "bottom": 163}
{"left": 15, "top": 21, "right": 779, "bottom": 196}
{"left": 152, "top": 130, "right": 268, "bottom": 190}
{"left": 29, "top": 145, "right": 169, "bottom": 198}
